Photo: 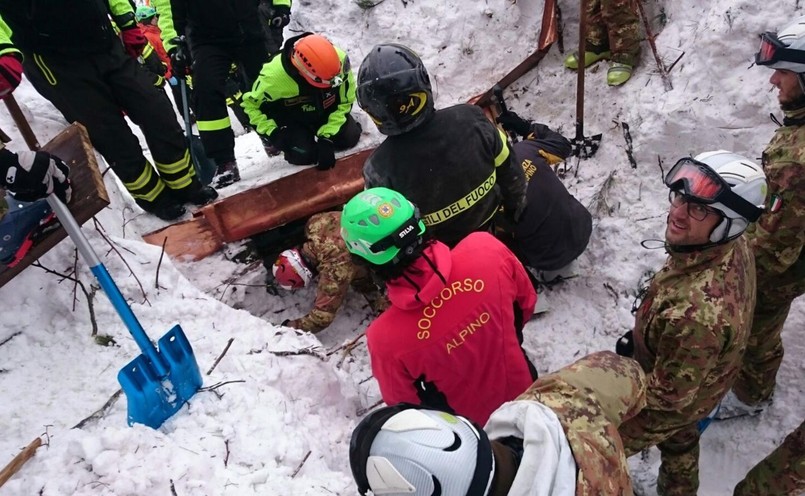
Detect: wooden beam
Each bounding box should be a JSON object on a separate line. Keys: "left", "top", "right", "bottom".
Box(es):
{"left": 0, "top": 123, "right": 109, "bottom": 288}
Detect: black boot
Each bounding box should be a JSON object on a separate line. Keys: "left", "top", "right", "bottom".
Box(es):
{"left": 136, "top": 190, "right": 186, "bottom": 221}
{"left": 213, "top": 159, "right": 241, "bottom": 188}
{"left": 173, "top": 178, "right": 219, "bottom": 206}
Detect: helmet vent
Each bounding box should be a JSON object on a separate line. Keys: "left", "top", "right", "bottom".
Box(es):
{"left": 369, "top": 214, "right": 380, "bottom": 225}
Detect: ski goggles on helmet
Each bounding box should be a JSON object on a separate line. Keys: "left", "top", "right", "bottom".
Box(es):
{"left": 295, "top": 62, "right": 345, "bottom": 88}
{"left": 664, "top": 157, "right": 762, "bottom": 222}
{"left": 755, "top": 32, "right": 805, "bottom": 67}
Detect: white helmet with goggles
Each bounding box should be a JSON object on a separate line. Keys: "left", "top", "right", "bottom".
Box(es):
{"left": 664, "top": 151, "right": 767, "bottom": 244}
{"left": 349, "top": 404, "right": 495, "bottom": 496}
{"left": 756, "top": 16, "right": 805, "bottom": 72}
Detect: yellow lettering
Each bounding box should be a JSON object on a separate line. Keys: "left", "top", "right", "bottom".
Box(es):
{"left": 432, "top": 297, "right": 443, "bottom": 309}
{"left": 473, "top": 279, "right": 485, "bottom": 292}
{"left": 440, "top": 287, "right": 452, "bottom": 301}
{"left": 446, "top": 342, "right": 456, "bottom": 354}
{"left": 451, "top": 281, "right": 462, "bottom": 294}
{"left": 423, "top": 306, "right": 436, "bottom": 319}
{"left": 417, "top": 330, "right": 430, "bottom": 340}
{"left": 418, "top": 318, "right": 431, "bottom": 331}
{"left": 463, "top": 278, "right": 473, "bottom": 291}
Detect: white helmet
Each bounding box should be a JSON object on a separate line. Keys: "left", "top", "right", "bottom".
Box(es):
{"left": 691, "top": 151, "right": 767, "bottom": 243}
{"left": 757, "top": 16, "right": 805, "bottom": 72}
{"left": 349, "top": 405, "right": 495, "bottom": 496}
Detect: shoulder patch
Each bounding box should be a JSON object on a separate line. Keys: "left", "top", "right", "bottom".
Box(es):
{"left": 769, "top": 194, "right": 783, "bottom": 213}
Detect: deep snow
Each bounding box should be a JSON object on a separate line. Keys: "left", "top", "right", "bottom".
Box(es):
{"left": 0, "top": 0, "right": 802, "bottom": 495}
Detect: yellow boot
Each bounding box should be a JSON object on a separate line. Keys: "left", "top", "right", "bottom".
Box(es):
{"left": 564, "top": 50, "right": 611, "bottom": 70}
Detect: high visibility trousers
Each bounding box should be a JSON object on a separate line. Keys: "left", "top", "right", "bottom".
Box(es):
{"left": 23, "top": 42, "right": 195, "bottom": 202}
{"left": 190, "top": 40, "right": 267, "bottom": 163}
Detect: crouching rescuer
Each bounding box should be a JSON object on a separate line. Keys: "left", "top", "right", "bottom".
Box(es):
{"left": 340, "top": 187, "right": 538, "bottom": 426}
{"left": 270, "top": 211, "right": 388, "bottom": 333}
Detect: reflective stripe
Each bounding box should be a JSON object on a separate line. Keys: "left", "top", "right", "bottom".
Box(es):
{"left": 423, "top": 170, "right": 496, "bottom": 226}
{"left": 142, "top": 43, "right": 154, "bottom": 58}
{"left": 123, "top": 163, "right": 155, "bottom": 191}
{"left": 156, "top": 149, "right": 191, "bottom": 174}
{"left": 197, "top": 116, "right": 231, "bottom": 132}
{"left": 162, "top": 174, "right": 192, "bottom": 189}
{"left": 153, "top": 75, "right": 165, "bottom": 87}
{"left": 493, "top": 128, "right": 511, "bottom": 167}
{"left": 128, "top": 176, "right": 165, "bottom": 202}
{"left": 33, "top": 54, "right": 57, "bottom": 86}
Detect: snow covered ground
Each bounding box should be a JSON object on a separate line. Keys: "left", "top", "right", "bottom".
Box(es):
{"left": 0, "top": 0, "right": 802, "bottom": 494}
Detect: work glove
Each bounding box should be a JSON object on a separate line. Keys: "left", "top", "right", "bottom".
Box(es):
{"left": 0, "top": 149, "right": 72, "bottom": 203}
{"left": 169, "top": 37, "right": 193, "bottom": 76}
{"left": 0, "top": 54, "right": 23, "bottom": 99}
{"left": 263, "top": 127, "right": 290, "bottom": 156}
{"left": 315, "top": 137, "right": 336, "bottom": 171}
{"left": 615, "top": 330, "right": 634, "bottom": 358}
{"left": 496, "top": 110, "right": 532, "bottom": 137}
{"left": 260, "top": 2, "right": 291, "bottom": 28}
{"left": 120, "top": 25, "right": 148, "bottom": 59}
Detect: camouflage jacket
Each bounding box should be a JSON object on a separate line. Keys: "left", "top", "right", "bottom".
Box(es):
{"left": 747, "top": 106, "right": 805, "bottom": 289}
{"left": 631, "top": 238, "right": 756, "bottom": 425}
{"left": 287, "top": 212, "right": 386, "bottom": 333}
{"left": 486, "top": 351, "right": 647, "bottom": 495}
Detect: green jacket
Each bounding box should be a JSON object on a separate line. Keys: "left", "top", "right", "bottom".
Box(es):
{"left": 241, "top": 33, "right": 356, "bottom": 139}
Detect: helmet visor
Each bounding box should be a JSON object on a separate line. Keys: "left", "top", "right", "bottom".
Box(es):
{"left": 755, "top": 32, "right": 805, "bottom": 67}
{"left": 665, "top": 157, "right": 762, "bottom": 221}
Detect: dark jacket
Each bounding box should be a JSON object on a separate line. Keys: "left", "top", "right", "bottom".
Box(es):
{"left": 366, "top": 233, "right": 537, "bottom": 426}
{"left": 509, "top": 125, "right": 592, "bottom": 270}
{"left": 241, "top": 33, "right": 356, "bottom": 139}
{"left": 154, "top": 0, "right": 265, "bottom": 52}
{"left": 364, "top": 104, "right": 527, "bottom": 247}
{"left": 0, "top": 0, "right": 133, "bottom": 55}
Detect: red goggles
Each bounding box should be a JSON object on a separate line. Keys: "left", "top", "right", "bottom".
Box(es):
{"left": 755, "top": 32, "right": 805, "bottom": 66}
{"left": 664, "top": 158, "right": 762, "bottom": 222}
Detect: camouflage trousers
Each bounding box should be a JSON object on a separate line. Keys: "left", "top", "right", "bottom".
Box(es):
{"left": 584, "top": 0, "right": 641, "bottom": 65}
{"left": 619, "top": 411, "right": 701, "bottom": 496}
{"left": 0, "top": 189, "right": 7, "bottom": 222}
{"left": 733, "top": 261, "right": 805, "bottom": 404}
{"left": 734, "top": 420, "right": 805, "bottom": 495}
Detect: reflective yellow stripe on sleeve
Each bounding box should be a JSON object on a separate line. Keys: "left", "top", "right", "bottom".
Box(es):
{"left": 494, "top": 128, "right": 510, "bottom": 167}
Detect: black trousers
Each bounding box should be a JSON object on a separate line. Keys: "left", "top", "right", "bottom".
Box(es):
{"left": 283, "top": 113, "right": 362, "bottom": 165}
{"left": 191, "top": 40, "right": 267, "bottom": 163}
{"left": 23, "top": 42, "right": 194, "bottom": 202}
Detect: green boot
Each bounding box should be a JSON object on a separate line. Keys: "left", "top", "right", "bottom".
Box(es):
{"left": 607, "top": 63, "right": 633, "bottom": 86}
{"left": 564, "top": 50, "right": 611, "bottom": 70}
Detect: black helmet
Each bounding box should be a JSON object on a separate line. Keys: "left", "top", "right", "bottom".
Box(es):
{"left": 357, "top": 44, "right": 434, "bottom": 136}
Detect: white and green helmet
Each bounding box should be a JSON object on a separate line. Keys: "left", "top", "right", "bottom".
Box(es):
{"left": 340, "top": 187, "right": 426, "bottom": 265}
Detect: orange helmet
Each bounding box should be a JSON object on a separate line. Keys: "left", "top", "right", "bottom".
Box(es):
{"left": 291, "top": 34, "right": 344, "bottom": 88}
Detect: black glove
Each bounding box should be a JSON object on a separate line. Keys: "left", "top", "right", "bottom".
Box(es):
{"left": 616, "top": 330, "right": 634, "bottom": 358}
{"left": 264, "top": 127, "right": 290, "bottom": 154}
{"left": 496, "top": 110, "right": 532, "bottom": 137}
{"left": 0, "top": 149, "right": 71, "bottom": 203}
{"left": 530, "top": 122, "right": 553, "bottom": 139}
{"left": 315, "top": 137, "right": 336, "bottom": 171}
{"left": 169, "top": 36, "right": 192, "bottom": 76}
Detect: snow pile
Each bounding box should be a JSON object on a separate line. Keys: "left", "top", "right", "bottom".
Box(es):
{"left": 0, "top": 0, "right": 802, "bottom": 494}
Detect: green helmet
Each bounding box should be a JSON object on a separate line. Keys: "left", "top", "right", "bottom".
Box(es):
{"left": 135, "top": 6, "right": 157, "bottom": 23}
{"left": 341, "top": 187, "right": 426, "bottom": 266}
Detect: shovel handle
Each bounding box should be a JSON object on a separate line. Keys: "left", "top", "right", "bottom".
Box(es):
{"left": 47, "top": 195, "right": 169, "bottom": 376}
{"left": 575, "top": 0, "right": 587, "bottom": 130}
{"left": 0, "top": 437, "right": 42, "bottom": 488}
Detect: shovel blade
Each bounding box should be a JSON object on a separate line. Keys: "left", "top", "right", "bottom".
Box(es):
{"left": 189, "top": 134, "right": 217, "bottom": 186}
{"left": 117, "top": 324, "right": 202, "bottom": 429}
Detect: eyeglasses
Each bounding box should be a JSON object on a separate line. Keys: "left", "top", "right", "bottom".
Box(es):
{"left": 755, "top": 31, "right": 805, "bottom": 67}
{"left": 668, "top": 190, "right": 717, "bottom": 221}
{"left": 664, "top": 157, "right": 762, "bottom": 222}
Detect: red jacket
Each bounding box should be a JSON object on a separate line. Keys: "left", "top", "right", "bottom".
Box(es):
{"left": 366, "top": 232, "right": 538, "bottom": 425}
{"left": 139, "top": 23, "right": 172, "bottom": 79}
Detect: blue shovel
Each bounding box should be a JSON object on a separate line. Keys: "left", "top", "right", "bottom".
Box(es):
{"left": 47, "top": 195, "right": 202, "bottom": 428}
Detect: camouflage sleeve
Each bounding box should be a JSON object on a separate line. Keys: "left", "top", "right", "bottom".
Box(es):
{"left": 750, "top": 160, "right": 805, "bottom": 277}
{"left": 644, "top": 317, "right": 721, "bottom": 412}
{"left": 734, "top": 419, "right": 805, "bottom": 496}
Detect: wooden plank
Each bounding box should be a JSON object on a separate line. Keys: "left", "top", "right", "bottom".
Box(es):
{"left": 0, "top": 123, "right": 109, "bottom": 288}
{"left": 0, "top": 437, "right": 42, "bottom": 488}
{"left": 142, "top": 148, "right": 371, "bottom": 261}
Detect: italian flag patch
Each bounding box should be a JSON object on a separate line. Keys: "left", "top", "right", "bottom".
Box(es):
{"left": 769, "top": 194, "right": 783, "bottom": 213}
